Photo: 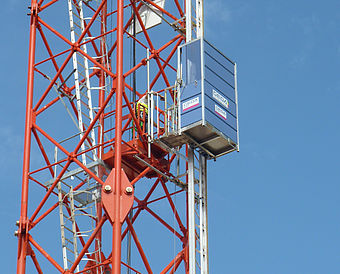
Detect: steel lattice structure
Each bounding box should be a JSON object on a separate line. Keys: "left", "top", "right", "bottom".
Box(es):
{"left": 16, "top": 0, "right": 214, "bottom": 273}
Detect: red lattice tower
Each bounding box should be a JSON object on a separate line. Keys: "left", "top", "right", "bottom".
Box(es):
{"left": 17, "top": 0, "right": 212, "bottom": 273}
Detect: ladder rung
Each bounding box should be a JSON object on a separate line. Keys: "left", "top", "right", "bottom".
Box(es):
{"left": 89, "top": 86, "right": 105, "bottom": 90}
{"left": 79, "top": 90, "right": 89, "bottom": 99}
{"left": 65, "top": 238, "right": 74, "bottom": 245}
{"left": 81, "top": 111, "right": 91, "bottom": 120}
{"left": 72, "top": 12, "right": 82, "bottom": 21}
{"left": 79, "top": 82, "right": 88, "bottom": 91}
{"left": 77, "top": 70, "right": 87, "bottom": 80}
{"left": 64, "top": 226, "right": 75, "bottom": 233}
{"left": 73, "top": 21, "right": 82, "bottom": 30}
{"left": 62, "top": 203, "right": 71, "bottom": 210}
{"left": 66, "top": 247, "right": 75, "bottom": 254}
{"left": 76, "top": 234, "right": 89, "bottom": 237}
{"left": 77, "top": 61, "right": 87, "bottom": 71}
{"left": 65, "top": 215, "right": 75, "bottom": 222}
{"left": 71, "top": 1, "right": 80, "bottom": 8}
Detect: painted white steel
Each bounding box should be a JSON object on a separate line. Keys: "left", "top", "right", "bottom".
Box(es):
{"left": 196, "top": 0, "right": 204, "bottom": 38}
{"left": 201, "top": 37, "right": 205, "bottom": 125}
{"left": 147, "top": 49, "right": 151, "bottom": 158}
{"left": 199, "top": 154, "right": 209, "bottom": 273}
{"left": 235, "top": 63, "right": 240, "bottom": 152}
{"left": 69, "top": 187, "right": 80, "bottom": 273}
{"left": 68, "top": 0, "right": 97, "bottom": 166}
{"left": 151, "top": 91, "right": 154, "bottom": 140}
{"left": 177, "top": 47, "right": 182, "bottom": 134}
{"left": 186, "top": 0, "right": 192, "bottom": 41}
{"left": 61, "top": 1, "right": 100, "bottom": 270}
{"left": 56, "top": 147, "right": 68, "bottom": 271}
{"left": 188, "top": 147, "right": 196, "bottom": 274}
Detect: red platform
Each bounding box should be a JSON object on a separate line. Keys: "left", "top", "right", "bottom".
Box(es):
{"left": 102, "top": 139, "right": 170, "bottom": 181}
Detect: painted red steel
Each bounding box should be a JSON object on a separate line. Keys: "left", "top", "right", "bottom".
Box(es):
{"left": 17, "top": 0, "right": 191, "bottom": 273}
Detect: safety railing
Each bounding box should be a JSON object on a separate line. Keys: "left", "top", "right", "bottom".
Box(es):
{"left": 148, "top": 86, "right": 180, "bottom": 143}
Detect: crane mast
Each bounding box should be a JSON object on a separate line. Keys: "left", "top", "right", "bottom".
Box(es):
{"left": 16, "top": 0, "right": 238, "bottom": 273}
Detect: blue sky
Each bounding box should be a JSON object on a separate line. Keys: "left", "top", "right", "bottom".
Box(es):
{"left": 1, "top": 0, "right": 340, "bottom": 273}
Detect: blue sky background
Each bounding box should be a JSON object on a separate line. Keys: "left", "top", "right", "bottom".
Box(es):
{"left": 1, "top": 0, "right": 340, "bottom": 273}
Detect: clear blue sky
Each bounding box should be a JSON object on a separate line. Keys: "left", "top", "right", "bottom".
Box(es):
{"left": 1, "top": 0, "right": 340, "bottom": 273}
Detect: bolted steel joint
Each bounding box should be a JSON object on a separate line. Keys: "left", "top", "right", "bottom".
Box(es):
{"left": 14, "top": 230, "right": 19, "bottom": 237}
{"left": 16, "top": 220, "right": 20, "bottom": 227}
{"left": 125, "top": 186, "right": 133, "bottom": 195}
{"left": 104, "top": 185, "right": 112, "bottom": 193}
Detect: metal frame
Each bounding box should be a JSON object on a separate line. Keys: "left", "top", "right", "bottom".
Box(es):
{"left": 16, "top": 0, "right": 212, "bottom": 273}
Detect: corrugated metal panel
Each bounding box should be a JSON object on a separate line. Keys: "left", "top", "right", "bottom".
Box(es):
{"left": 204, "top": 95, "right": 237, "bottom": 129}
{"left": 204, "top": 81, "right": 236, "bottom": 115}
{"left": 205, "top": 110, "right": 237, "bottom": 143}
{"left": 204, "top": 68, "right": 234, "bottom": 98}
{"left": 204, "top": 40, "right": 235, "bottom": 73}
{"left": 181, "top": 105, "right": 202, "bottom": 129}
{"left": 204, "top": 53, "right": 234, "bottom": 88}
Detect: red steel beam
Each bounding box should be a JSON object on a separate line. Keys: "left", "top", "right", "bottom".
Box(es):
{"left": 17, "top": 2, "right": 38, "bottom": 272}
{"left": 28, "top": 235, "right": 64, "bottom": 273}
{"left": 28, "top": 246, "right": 43, "bottom": 274}
{"left": 32, "top": 128, "right": 54, "bottom": 177}
{"left": 169, "top": 256, "right": 183, "bottom": 274}
{"left": 160, "top": 181, "right": 186, "bottom": 234}
{"left": 143, "top": 204, "right": 183, "bottom": 240}
{"left": 40, "top": 0, "right": 59, "bottom": 11}
{"left": 112, "top": 0, "right": 124, "bottom": 272}
{"left": 160, "top": 249, "right": 184, "bottom": 274}
{"left": 126, "top": 218, "right": 153, "bottom": 273}
{"left": 37, "top": 25, "right": 66, "bottom": 84}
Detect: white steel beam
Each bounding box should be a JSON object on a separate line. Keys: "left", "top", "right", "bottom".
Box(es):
{"left": 188, "top": 146, "right": 196, "bottom": 273}
{"left": 196, "top": 0, "right": 204, "bottom": 38}
{"left": 199, "top": 153, "right": 209, "bottom": 273}
{"left": 186, "top": 0, "right": 192, "bottom": 41}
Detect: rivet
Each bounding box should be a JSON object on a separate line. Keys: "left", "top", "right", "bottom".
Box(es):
{"left": 125, "top": 186, "right": 133, "bottom": 195}
{"left": 104, "top": 185, "right": 112, "bottom": 193}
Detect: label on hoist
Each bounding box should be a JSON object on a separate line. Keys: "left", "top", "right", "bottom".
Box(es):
{"left": 215, "top": 104, "right": 227, "bottom": 120}
{"left": 212, "top": 89, "right": 229, "bottom": 109}
{"left": 182, "top": 96, "right": 200, "bottom": 112}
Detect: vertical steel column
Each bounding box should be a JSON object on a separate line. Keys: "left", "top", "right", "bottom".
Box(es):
{"left": 235, "top": 63, "right": 240, "bottom": 152}
{"left": 186, "top": 0, "right": 192, "bottom": 41}
{"left": 96, "top": 3, "right": 107, "bottom": 272}
{"left": 113, "top": 0, "right": 124, "bottom": 272}
{"left": 196, "top": 0, "right": 204, "bottom": 38}
{"left": 98, "top": 1, "right": 108, "bottom": 159}
{"left": 147, "top": 48, "right": 151, "bottom": 158}
{"left": 187, "top": 147, "right": 196, "bottom": 273}
{"left": 199, "top": 153, "right": 209, "bottom": 273}
{"left": 17, "top": 1, "right": 37, "bottom": 273}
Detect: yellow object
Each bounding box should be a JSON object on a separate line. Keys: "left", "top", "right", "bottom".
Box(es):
{"left": 136, "top": 101, "right": 148, "bottom": 116}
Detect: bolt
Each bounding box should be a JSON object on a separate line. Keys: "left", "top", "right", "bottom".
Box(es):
{"left": 104, "top": 185, "right": 112, "bottom": 193}
{"left": 14, "top": 230, "right": 19, "bottom": 237}
{"left": 15, "top": 221, "right": 20, "bottom": 227}
{"left": 125, "top": 186, "right": 133, "bottom": 195}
